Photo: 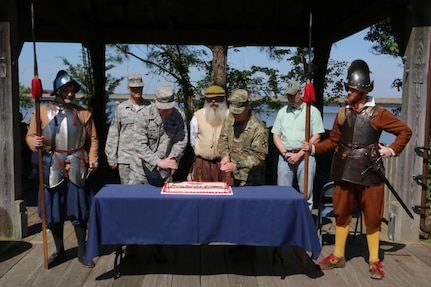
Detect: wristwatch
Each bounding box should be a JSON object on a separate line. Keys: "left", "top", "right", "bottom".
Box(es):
{"left": 282, "top": 151, "right": 288, "bottom": 157}
{"left": 236, "top": 162, "right": 241, "bottom": 170}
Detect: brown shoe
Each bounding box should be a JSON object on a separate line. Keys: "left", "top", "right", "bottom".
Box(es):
{"left": 319, "top": 253, "right": 346, "bottom": 270}
{"left": 369, "top": 261, "right": 385, "bottom": 279}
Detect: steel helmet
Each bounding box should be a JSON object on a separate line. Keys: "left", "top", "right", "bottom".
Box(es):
{"left": 344, "top": 59, "right": 374, "bottom": 93}
{"left": 53, "top": 70, "right": 81, "bottom": 95}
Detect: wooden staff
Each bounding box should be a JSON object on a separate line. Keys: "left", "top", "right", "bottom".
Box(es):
{"left": 303, "top": 80, "right": 313, "bottom": 200}
{"left": 303, "top": 13, "right": 315, "bottom": 201}
{"left": 31, "top": 2, "right": 48, "bottom": 269}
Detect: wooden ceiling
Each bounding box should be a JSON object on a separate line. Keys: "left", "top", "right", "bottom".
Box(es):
{"left": 12, "top": 0, "right": 412, "bottom": 52}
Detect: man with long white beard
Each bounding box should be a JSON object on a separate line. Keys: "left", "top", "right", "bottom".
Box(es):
{"left": 190, "top": 85, "right": 232, "bottom": 183}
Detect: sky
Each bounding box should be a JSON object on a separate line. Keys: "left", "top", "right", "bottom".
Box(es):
{"left": 18, "top": 29, "right": 403, "bottom": 98}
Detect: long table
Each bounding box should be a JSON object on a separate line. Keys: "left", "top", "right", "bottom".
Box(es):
{"left": 86, "top": 184, "right": 322, "bottom": 265}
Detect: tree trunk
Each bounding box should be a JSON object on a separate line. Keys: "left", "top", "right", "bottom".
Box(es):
{"left": 210, "top": 45, "right": 228, "bottom": 88}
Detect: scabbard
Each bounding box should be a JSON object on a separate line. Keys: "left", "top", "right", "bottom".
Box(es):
{"left": 363, "top": 153, "right": 414, "bottom": 219}
{"left": 380, "top": 173, "right": 414, "bottom": 219}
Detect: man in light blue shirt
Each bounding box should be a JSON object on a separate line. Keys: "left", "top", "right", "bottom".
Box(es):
{"left": 272, "top": 80, "right": 324, "bottom": 210}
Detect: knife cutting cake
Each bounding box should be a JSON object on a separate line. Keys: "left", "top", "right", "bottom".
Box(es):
{"left": 161, "top": 181, "right": 233, "bottom": 195}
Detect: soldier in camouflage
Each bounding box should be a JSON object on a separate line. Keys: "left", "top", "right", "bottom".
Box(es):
{"left": 105, "top": 74, "right": 152, "bottom": 184}
{"left": 130, "top": 84, "right": 188, "bottom": 187}
{"left": 218, "top": 89, "right": 269, "bottom": 186}
{"left": 129, "top": 84, "right": 187, "bottom": 262}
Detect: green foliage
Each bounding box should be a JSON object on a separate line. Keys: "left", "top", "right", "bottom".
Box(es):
{"left": 261, "top": 47, "right": 348, "bottom": 104}
{"left": 364, "top": 18, "right": 400, "bottom": 57}
{"left": 226, "top": 65, "right": 285, "bottom": 114}
{"left": 61, "top": 46, "right": 124, "bottom": 123}
{"left": 365, "top": 18, "right": 402, "bottom": 95}
{"left": 19, "top": 84, "right": 33, "bottom": 109}
{"left": 111, "top": 44, "right": 208, "bottom": 121}
{"left": 19, "top": 84, "right": 33, "bottom": 120}
{"left": 110, "top": 44, "right": 349, "bottom": 120}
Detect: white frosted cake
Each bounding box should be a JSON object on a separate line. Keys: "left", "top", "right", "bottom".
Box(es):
{"left": 161, "top": 181, "right": 233, "bottom": 195}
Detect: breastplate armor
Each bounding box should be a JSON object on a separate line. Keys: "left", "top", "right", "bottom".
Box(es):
{"left": 42, "top": 104, "right": 88, "bottom": 188}
{"left": 330, "top": 106, "right": 383, "bottom": 186}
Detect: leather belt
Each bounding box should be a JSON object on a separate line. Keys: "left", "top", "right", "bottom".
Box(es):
{"left": 195, "top": 155, "right": 221, "bottom": 163}
{"left": 342, "top": 143, "right": 377, "bottom": 150}
{"left": 44, "top": 145, "right": 85, "bottom": 155}
{"left": 286, "top": 149, "right": 301, "bottom": 153}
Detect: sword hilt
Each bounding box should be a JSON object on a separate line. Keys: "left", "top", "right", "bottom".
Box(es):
{"left": 361, "top": 152, "right": 383, "bottom": 176}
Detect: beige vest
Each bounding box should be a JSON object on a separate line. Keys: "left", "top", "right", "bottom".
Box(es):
{"left": 194, "top": 109, "right": 223, "bottom": 160}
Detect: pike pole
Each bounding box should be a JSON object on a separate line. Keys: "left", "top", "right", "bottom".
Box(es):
{"left": 303, "top": 12, "right": 315, "bottom": 201}
{"left": 31, "top": 1, "right": 49, "bottom": 269}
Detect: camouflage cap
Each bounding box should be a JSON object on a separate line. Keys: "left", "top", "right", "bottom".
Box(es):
{"left": 155, "top": 84, "right": 175, "bottom": 110}
{"left": 228, "top": 89, "right": 249, "bottom": 114}
{"left": 285, "top": 80, "right": 302, "bottom": 96}
{"left": 204, "top": 85, "right": 226, "bottom": 98}
{"left": 127, "top": 74, "right": 144, "bottom": 88}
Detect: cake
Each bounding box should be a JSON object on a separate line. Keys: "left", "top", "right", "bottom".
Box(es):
{"left": 161, "top": 181, "right": 233, "bottom": 195}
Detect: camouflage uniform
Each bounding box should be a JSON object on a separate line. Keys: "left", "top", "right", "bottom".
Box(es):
{"left": 105, "top": 98, "right": 152, "bottom": 183}
{"left": 218, "top": 89, "right": 269, "bottom": 186}
{"left": 130, "top": 86, "right": 188, "bottom": 187}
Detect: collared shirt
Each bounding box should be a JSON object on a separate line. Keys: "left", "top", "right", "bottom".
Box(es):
{"left": 346, "top": 95, "right": 376, "bottom": 109}
{"left": 271, "top": 102, "right": 325, "bottom": 149}
{"left": 105, "top": 99, "right": 152, "bottom": 164}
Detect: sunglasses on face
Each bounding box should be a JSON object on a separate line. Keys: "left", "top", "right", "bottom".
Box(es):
{"left": 130, "top": 87, "right": 143, "bottom": 92}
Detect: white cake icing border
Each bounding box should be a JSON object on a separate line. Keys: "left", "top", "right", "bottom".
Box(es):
{"left": 161, "top": 181, "right": 233, "bottom": 195}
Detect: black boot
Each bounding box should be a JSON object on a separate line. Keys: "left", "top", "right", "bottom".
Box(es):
{"left": 74, "top": 224, "right": 95, "bottom": 268}
{"left": 48, "top": 224, "right": 67, "bottom": 268}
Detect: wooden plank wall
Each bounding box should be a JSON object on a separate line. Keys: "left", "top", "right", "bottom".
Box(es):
{"left": 392, "top": 26, "right": 431, "bottom": 242}
{"left": 0, "top": 17, "right": 24, "bottom": 240}
{"left": 0, "top": 22, "right": 16, "bottom": 239}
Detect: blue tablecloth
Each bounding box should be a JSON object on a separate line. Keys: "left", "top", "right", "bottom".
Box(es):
{"left": 86, "top": 184, "right": 321, "bottom": 263}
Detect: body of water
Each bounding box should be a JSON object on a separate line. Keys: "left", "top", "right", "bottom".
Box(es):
{"left": 21, "top": 102, "right": 398, "bottom": 145}
{"left": 257, "top": 104, "right": 397, "bottom": 145}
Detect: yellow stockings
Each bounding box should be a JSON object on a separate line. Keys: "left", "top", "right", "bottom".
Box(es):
{"left": 366, "top": 227, "right": 380, "bottom": 263}
{"left": 334, "top": 225, "right": 350, "bottom": 258}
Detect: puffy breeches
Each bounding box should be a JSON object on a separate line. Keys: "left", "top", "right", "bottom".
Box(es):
{"left": 333, "top": 181, "right": 384, "bottom": 229}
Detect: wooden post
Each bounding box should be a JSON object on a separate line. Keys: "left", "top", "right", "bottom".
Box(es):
{"left": 0, "top": 21, "right": 23, "bottom": 239}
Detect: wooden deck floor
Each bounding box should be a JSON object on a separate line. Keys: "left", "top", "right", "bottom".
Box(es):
{"left": 1, "top": 185, "right": 431, "bottom": 287}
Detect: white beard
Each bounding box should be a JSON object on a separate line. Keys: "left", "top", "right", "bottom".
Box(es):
{"left": 204, "top": 101, "right": 227, "bottom": 127}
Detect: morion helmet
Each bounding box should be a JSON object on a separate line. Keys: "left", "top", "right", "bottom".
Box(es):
{"left": 344, "top": 59, "right": 373, "bottom": 93}
{"left": 53, "top": 70, "right": 81, "bottom": 95}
